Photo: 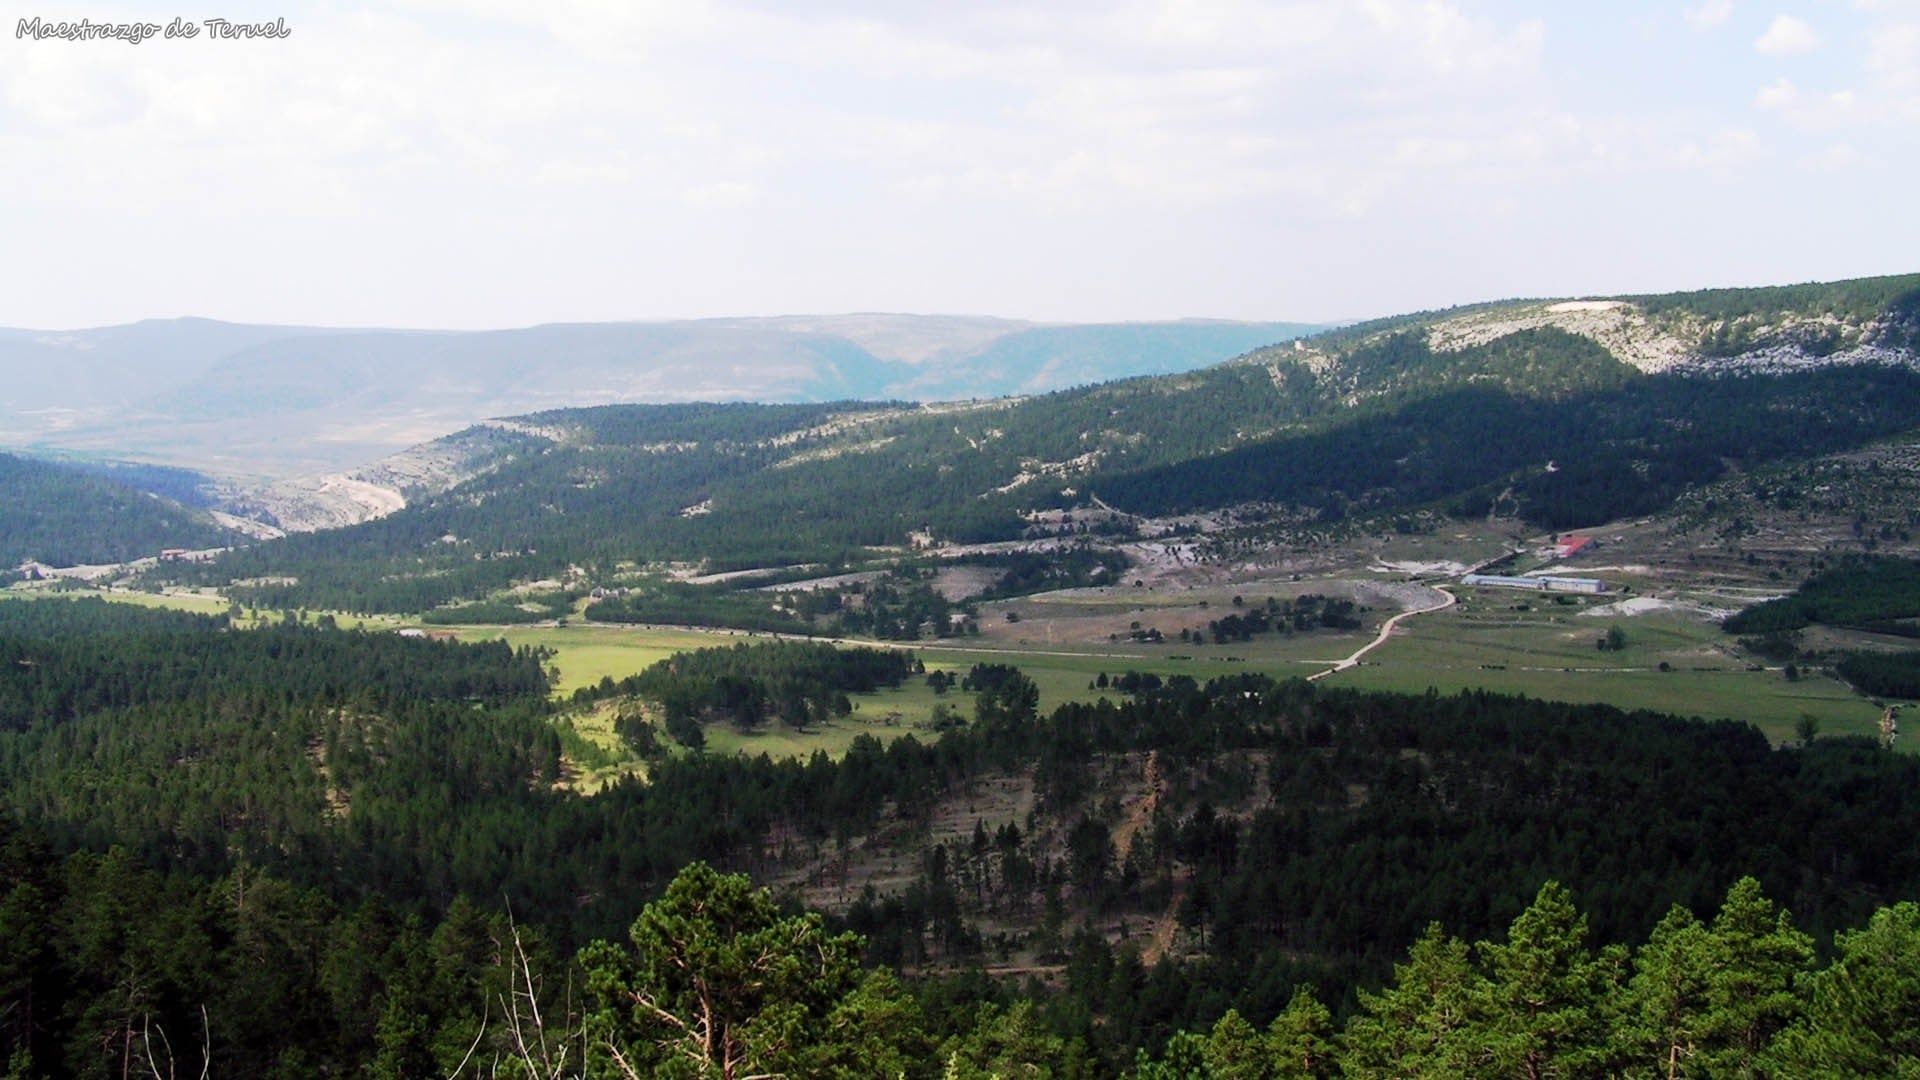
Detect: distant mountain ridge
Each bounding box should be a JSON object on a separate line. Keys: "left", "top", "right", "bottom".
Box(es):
{"left": 11, "top": 272, "right": 1920, "bottom": 579}
{"left": 0, "top": 314, "right": 1320, "bottom": 476}
{"left": 174, "top": 271, "right": 1920, "bottom": 589}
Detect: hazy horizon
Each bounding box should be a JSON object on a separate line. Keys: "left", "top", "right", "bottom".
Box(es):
{"left": 4, "top": 1, "right": 1916, "bottom": 330}
{"left": 3, "top": 310, "right": 1326, "bottom": 335}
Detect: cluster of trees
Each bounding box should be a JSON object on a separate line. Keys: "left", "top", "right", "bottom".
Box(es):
{"left": 826, "top": 577, "right": 975, "bottom": 640}
{"left": 16, "top": 603, "right": 1920, "bottom": 973}
{"left": 1836, "top": 650, "right": 1920, "bottom": 699}
{"left": 0, "top": 598, "right": 545, "bottom": 728}
{"left": 575, "top": 641, "right": 916, "bottom": 745}
{"left": 58, "top": 459, "right": 218, "bottom": 508}
{"left": 585, "top": 570, "right": 982, "bottom": 643}
{"left": 1201, "top": 594, "right": 1359, "bottom": 644}
{"left": 592, "top": 567, "right": 986, "bottom": 644}
{"left": 788, "top": 670, "right": 1920, "bottom": 1067}
{"left": 1628, "top": 271, "right": 1920, "bottom": 324}
{"left": 1331, "top": 327, "right": 1635, "bottom": 402}
{"left": 1026, "top": 679, "right": 1920, "bottom": 957}
{"left": 571, "top": 864, "right": 1920, "bottom": 1078}
{"left": 217, "top": 548, "right": 567, "bottom": 617}
{"left": 0, "top": 602, "right": 957, "bottom": 949}
{"left": 0, "top": 602, "right": 563, "bottom": 902}
{"left": 0, "top": 817, "right": 494, "bottom": 1077}
{"left": 1725, "top": 555, "right": 1920, "bottom": 635}
{"left": 965, "top": 548, "right": 1133, "bottom": 601}
{"left": 1134, "top": 876, "right": 1920, "bottom": 1079}
{"left": 960, "top": 663, "right": 1041, "bottom": 727}
{"left": 584, "top": 582, "right": 813, "bottom": 635}
{"left": 421, "top": 589, "right": 578, "bottom": 625}
{"left": 0, "top": 453, "right": 240, "bottom": 568}
{"left": 1095, "top": 670, "right": 1166, "bottom": 694}
{"left": 11, "top": 816, "right": 1919, "bottom": 1080}
{"left": 1629, "top": 271, "right": 1920, "bottom": 354}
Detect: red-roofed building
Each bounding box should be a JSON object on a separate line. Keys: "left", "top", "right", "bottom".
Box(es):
{"left": 1555, "top": 536, "right": 1592, "bottom": 559}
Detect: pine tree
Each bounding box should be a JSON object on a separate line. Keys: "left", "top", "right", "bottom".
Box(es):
{"left": 579, "top": 862, "right": 921, "bottom": 1079}
{"left": 1266, "top": 986, "right": 1337, "bottom": 1080}
{"left": 1203, "top": 1008, "right": 1271, "bottom": 1080}
{"left": 1767, "top": 901, "right": 1920, "bottom": 1076}
{"left": 1617, "top": 905, "right": 1716, "bottom": 1078}
{"left": 1697, "top": 877, "right": 1812, "bottom": 1076}
{"left": 1476, "top": 881, "right": 1623, "bottom": 1079}
{"left": 1342, "top": 923, "right": 1493, "bottom": 1077}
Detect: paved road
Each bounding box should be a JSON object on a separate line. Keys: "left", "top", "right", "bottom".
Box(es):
{"left": 1307, "top": 584, "right": 1456, "bottom": 682}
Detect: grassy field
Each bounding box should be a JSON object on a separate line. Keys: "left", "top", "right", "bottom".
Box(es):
{"left": 552, "top": 701, "right": 647, "bottom": 794}
{"left": 465, "top": 624, "right": 736, "bottom": 695}
{"left": 2, "top": 585, "right": 236, "bottom": 615}
{"left": 914, "top": 642, "right": 1326, "bottom": 711}
{"left": 704, "top": 680, "right": 972, "bottom": 759}
{"left": 1321, "top": 588, "right": 1888, "bottom": 745}
{"left": 545, "top": 674, "right": 991, "bottom": 787}
{"left": 442, "top": 619, "right": 1330, "bottom": 719}
{"left": 18, "top": 582, "right": 1899, "bottom": 755}
{"left": 457, "top": 623, "right": 995, "bottom": 766}
{"left": 0, "top": 584, "right": 411, "bottom": 631}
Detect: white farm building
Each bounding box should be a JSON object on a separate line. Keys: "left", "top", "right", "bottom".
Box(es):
{"left": 1462, "top": 573, "right": 1605, "bottom": 594}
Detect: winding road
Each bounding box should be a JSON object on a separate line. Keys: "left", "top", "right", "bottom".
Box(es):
{"left": 1307, "top": 584, "right": 1456, "bottom": 682}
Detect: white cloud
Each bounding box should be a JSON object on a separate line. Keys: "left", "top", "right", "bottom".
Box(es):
{"left": 1866, "top": 18, "right": 1920, "bottom": 99}
{"left": 1746, "top": 5, "right": 1920, "bottom": 134}
{"left": 683, "top": 180, "right": 761, "bottom": 209}
{"left": 0, "top": 0, "right": 1915, "bottom": 329}
{"left": 1755, "top": 13, "right": 1821, "bottom": 54}
{"left": 1807, "top": 142, "right": 1861, "bottom": 169}
{"left": 1755, "top": 76, "right": 1799, "bottom": 108}
{"left": 1757, "top": 83, "right": 1866, "bottom": 133}
{"left": 1670, "top": 126, "right": 1767, "bottom": 170}
{"left": 1686, "top": 0, "right": 1735, "bottom": 29}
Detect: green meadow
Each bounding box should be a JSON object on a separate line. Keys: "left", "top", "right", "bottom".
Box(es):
{"left": 1320, "top": 590, "right": 1888, "bottom": 746}
{"left": 15, "top": 585, "right": 1898, "bottom": 758}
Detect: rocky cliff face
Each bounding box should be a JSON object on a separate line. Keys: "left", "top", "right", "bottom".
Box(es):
{"left": 1265, "top": 276, "right": 1920, "bottom": 389}
{"left": 213, "top": 422, "right": 543, "bottom": 532}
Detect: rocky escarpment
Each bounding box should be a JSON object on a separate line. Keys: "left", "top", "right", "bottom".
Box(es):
{"left": 1265, "top": 277, "right": 1920, "bottom": 389}
{"left": 215, "top": 421, "right": 544, "bottom": 532}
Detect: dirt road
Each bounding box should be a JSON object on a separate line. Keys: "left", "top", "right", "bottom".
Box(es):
{"left": 1307, "top": 584, "right": 1455, "bottom": 682}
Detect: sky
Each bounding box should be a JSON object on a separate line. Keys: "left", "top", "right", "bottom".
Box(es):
{"left": 2, "top": 0, "right": 1916, "bottom": 329}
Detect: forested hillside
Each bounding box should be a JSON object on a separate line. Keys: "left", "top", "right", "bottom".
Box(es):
{"left": 168, "top": 363, "right": 1920, "bottom": 615}
{"left": 0, "top": 453, "right": 240, "bottom": 567}
{"left": 1725, "top": 555, "right": 1920, "bottom": 701}
{"left": 9, "top": 598, "right": 1920, "bottom": 1074}
{"left": 130, "top": 271, "right": 1920, "bottom": 619}
{"left": 1724, "top": 555, "right": 1920, "bottom": 635}
{"left": 1095, "top": 365, "right": 1920, "bottom": 527}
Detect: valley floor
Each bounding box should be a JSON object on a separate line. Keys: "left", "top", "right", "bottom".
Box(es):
{"left": 12, "top": 510, "right": 1897, "bottom": 751}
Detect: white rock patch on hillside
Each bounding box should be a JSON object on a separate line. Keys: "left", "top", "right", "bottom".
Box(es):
{"left": 1425, "top": 301, "right": 1698, "bottom": 373}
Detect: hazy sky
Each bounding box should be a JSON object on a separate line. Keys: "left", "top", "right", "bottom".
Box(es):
{"left": 3, "top": 1, "right": 1916, "bottom": 328}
